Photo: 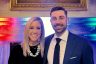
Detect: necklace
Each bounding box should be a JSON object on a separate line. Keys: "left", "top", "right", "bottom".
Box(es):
{"left": 28, "top": 45, "right": 40, "bottom": 57}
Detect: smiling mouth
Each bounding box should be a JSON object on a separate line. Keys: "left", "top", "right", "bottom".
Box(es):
{"left": 32, "top": 35, "right": 37, "bottom": 37}
{"left": 55, "top": 26, "right": 62, "bottom": 29}
{"left": 31, "top": 34, "right": 39, "bottom": 37}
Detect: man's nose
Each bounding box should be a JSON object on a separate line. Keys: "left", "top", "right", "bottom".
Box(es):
{"left": 55, "top": 19, "right": 61, "bottom": 24}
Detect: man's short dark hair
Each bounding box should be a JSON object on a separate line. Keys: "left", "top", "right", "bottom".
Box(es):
{"left": 50, "top": 6, "right": 67, "bottom": 16}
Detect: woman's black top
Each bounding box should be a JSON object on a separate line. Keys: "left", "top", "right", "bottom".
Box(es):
{"left": 8, "top": 44, "right": 43, "bottom": 64}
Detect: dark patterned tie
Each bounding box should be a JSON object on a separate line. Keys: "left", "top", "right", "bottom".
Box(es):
{"left": 53, "top": 38, "right": 61, "bottom": 64}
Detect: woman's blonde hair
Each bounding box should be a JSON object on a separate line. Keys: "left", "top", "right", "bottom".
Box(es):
{"left": 22, "top": 17, "right": 45, "bottom": 57}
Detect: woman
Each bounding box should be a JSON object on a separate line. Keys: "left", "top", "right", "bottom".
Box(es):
{"left": 8, "top": 17, "right": 45, "bottom": 64}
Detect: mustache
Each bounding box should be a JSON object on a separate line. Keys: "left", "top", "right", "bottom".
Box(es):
{"left": 54, "top": 24, "right": 64, "bottom": 27}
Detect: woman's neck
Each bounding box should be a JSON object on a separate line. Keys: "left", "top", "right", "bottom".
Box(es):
{"left": 29, "top": 41, "right": 40, "bottom": 46}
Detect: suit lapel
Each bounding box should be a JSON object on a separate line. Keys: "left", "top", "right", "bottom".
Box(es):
{"left": 63, "top": 32, "right": 76, "bottom": 64}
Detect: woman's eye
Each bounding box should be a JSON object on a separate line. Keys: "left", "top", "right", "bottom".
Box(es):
{"left": 29, "top": 27, "right": 34, "bottom": 29}
{"left": 37, "top": 27, "right": 40, "bottom": 29}
{"left": 29, "top": 27, "right": 40, "bottom": 30}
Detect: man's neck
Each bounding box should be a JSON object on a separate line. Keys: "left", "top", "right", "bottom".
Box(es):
{"left": 56, "top": 32, "right": 64, "bottom": 37}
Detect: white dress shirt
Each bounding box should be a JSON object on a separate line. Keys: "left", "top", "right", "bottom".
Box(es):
{"left": 47, "top": 30, "right": 69, "bottom": 64}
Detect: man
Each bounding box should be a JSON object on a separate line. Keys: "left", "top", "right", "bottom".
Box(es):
{"left": 43, "top": 6, "right": 94, "bottom": 64}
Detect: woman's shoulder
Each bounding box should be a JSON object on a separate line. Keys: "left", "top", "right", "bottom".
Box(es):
{"left": 10, "top": 43, "right": 22, "bottom": 53}
{"left": 9, "top": 43, "right": 25, "bottom": 64}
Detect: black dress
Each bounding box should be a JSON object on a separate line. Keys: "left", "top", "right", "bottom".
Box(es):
{"left": 8, "top": 44, "right": 43, "bottom": 64}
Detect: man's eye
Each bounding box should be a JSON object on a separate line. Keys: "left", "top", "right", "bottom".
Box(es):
{"left": 51, "top": 17, "right": 57, "bottom": 21}
{"left": 60, "top": 17, "right": 64, "bottom": 20}
{"left": 59, "top": 16, "right": 65, "bottom": 20}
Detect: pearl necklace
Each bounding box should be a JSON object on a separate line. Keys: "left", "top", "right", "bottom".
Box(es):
{"left": 28, "top": 45, "right": 40, "bottom": 57}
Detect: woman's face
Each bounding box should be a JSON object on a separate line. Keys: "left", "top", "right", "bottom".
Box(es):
{"left": 28, "top": 21, "right": 41, "bottom": 43}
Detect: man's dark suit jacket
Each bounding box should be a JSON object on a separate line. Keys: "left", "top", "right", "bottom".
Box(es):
{"left": 43, "top": 32, "right": 94, "bottom": 64}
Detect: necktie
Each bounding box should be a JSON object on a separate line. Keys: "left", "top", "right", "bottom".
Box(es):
{"left": 53, "top": 38, "right": 61, "bottom": 64}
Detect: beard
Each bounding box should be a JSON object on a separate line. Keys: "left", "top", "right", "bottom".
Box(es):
{"left": 53, "top": 24, "right": 67, "bottom": 35}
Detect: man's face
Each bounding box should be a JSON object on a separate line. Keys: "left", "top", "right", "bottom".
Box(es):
{"left": 50, "top": 10, "right": 67, "bottom": 35}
